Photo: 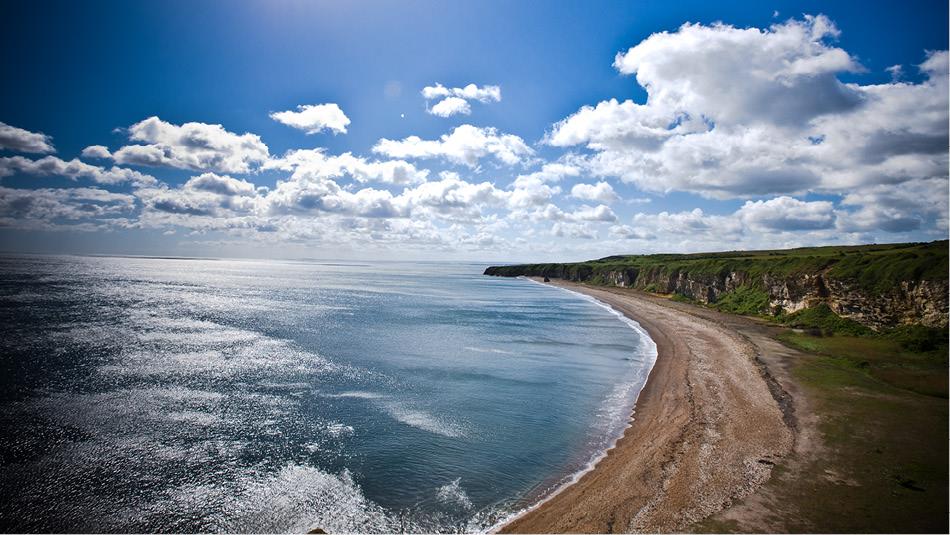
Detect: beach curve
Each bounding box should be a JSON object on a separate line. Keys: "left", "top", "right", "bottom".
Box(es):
{"left": 499, "top": 279, "right": 794, "bottom": 533}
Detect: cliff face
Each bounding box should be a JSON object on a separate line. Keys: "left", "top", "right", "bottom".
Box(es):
{"left": 483, "top": 265, "right": 949, "bottom": 330}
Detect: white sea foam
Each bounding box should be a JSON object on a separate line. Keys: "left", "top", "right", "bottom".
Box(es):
{"left": 157, "top": 465, "right": 408, "bottom": 533}
{"left": 384, "top": 403, "right": 467, "bottom": 438}
{"left": 325, "top": 422, "right": 355, "bottom": 438}
{"left": 322, "top": 390, "right": 385, "bottom": 399}
{"left": 436, "top": 478, "right": 473, "bottom": 510}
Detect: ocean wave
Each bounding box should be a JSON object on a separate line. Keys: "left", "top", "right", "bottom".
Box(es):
{"left": 463, "top": 346, "right": 515, "bottom": 355}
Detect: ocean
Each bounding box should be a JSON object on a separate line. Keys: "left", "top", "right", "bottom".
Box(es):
{"left": 0, "top": 255, "right": 656, "bottom": 533}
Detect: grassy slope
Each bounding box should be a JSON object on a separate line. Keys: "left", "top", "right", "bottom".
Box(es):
{"left": 773, "top": 330, "right": 945, "bottom": 533}
{"left": 683, "top": 306, "right": 948, "bottom": 533}
{"left": 705, "top": 345, "right": 949, "bottom": 533}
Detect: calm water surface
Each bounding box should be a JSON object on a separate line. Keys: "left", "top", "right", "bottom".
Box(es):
{"left": 0, "top": 255, "right": 655, "bottom": 533}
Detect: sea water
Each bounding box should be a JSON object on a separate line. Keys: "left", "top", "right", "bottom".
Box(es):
{"left": 0, "top": 255, "right": 656, "bottom": 533}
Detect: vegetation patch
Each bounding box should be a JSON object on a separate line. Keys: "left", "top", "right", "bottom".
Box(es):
{"left": 778, "top": 329, "right": 948, "bottom": 397}
{"left": 669, "top": 293, "right": 695, "bottom": 304}
{"left": 781, "top": 304, "right": 872, "bottom": 336}
{"left": 713, "top": 285, "right": 770, "bottom": 315}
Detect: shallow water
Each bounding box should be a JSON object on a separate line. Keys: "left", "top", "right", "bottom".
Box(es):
{"left": 0, "top": 255, "right": 655, "bottom": 533}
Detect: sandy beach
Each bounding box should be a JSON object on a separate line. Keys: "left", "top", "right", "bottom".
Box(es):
{"left": 501, "top": 280, "right": 794, "bottom": 533}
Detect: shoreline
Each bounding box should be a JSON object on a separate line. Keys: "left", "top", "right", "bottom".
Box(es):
{"left": 498, "top": 279, "right": 794, "bottom": 533}
{"left": 487, "top": 278, "right": 659, "bottom": 533}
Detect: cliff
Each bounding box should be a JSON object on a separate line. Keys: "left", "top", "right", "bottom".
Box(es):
{"left": 484, "top": 241, "right": 949, "bottom": 330}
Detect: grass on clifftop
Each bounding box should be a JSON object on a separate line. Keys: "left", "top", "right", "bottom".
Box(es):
{"left": 487, "top": 240, "right": 949, "bottom": 294}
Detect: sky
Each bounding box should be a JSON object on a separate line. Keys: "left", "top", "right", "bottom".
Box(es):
{"left": 0, "top": 0, "right": 947, "bottom": 262}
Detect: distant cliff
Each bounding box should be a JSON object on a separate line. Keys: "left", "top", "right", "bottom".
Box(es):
{"left": 484, "top": 241, "right": 949, "bottom": 330}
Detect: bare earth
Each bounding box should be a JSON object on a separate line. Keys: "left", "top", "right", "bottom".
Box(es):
{"left": 500, "top": 280, "right": 794, "bottom": 533}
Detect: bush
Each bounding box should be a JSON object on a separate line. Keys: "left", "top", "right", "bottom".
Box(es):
{"left": 884, "top": 325, "right": 950, "bottom": 353}
{"left": 714, "top": 286, "right": 770, "bottom": 315}
{"left": 783, "top": 304, "right": 873, "bottom": 337}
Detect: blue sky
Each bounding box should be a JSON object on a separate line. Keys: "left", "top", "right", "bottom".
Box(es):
{"left": 0, "top": 0, "right": 947, "bottom": 261}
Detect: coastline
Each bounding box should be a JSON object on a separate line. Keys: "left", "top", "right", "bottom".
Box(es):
{"left": 499, "top": 279, "right": 794, "bottom": 533}
{"left": 487, "top": 278, "right": 659, "bottom": 533}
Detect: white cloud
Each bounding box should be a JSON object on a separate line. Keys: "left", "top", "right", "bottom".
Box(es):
{"left": 552, "top": 221, "right": 598, "bottom": 240}
{"left": 609, "top": 224, "right": 656, "bottom": 240}
{"left": 110, "top": 116, "right": 270, "bottom": 174}
{"left": 836, "top": 178, "right": 948, "bottom": 233}
{"left": 571, "top": 182, "right": 619, "bottom": 203}
{"left": 0, "top": 186, "right": 134, "bottom": 228}
{"left": 0, "top": 122, "right": 55, "bottom": 154}
{"left": 632, "top": 208, "right": 742, "bottom": 236}
{"left": 885, "top": 64, "right": 903, "bottom": 81}
{"left": 184, "top": 173, "right": 259, "bottom": 197}
{"left": 736, "top": 196, "right": 835, "bottom": 231}
{"left": 547, "top": 16, "right": 948, "bottom": 201}
{"left": 508, "top": 175, "right": 560, "bottom": 209}
{"left": 0, "top": 155, "right": 157, "bottom": 186}
{"left": 270, "top": 103, "right": 351, "bottom": 134}
{"left": 81, "top": 145, "right": 111, "bottom": 159}
{"left": 573, "top": 204, "right": 618, "bottom": 222}
{"left": 422, "top": 83, "right": 501, "bottom": 103}
{"left": 422, "top": 83, "right": 501, "bottom": 117}
{"left": 265, "top": 148, "right": 429, "bottom": 185}
{"left": 399, "top": 172, "right": 508, "bottom": 221}
{"left": 429, "top": 97, "right": 471, "bottom": 117}
{"left": 373, "top": 124, "right": 533, "bottom": 167}
{"left": 512, "top": 162, "right": 582, "bottom": 186}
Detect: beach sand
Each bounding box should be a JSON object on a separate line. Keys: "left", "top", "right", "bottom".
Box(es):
{"left": 500, "top": 280, "right": 794, "bottom": 533}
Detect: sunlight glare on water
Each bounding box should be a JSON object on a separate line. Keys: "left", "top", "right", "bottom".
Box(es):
{"left": 0, "top": 255, "right": 654, "bottom": 533}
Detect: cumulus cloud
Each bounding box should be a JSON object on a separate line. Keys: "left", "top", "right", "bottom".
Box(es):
{"left": 429, "top": 97, "right": 472, "bottom": 117}
{"left": 373, "top": 124, "right": 533, "bottom": 167}
{"left": 422, "top": 83, "right": 501, "bottom": 102}
{"left": 185, "top": 173, "right": 259, "bottom": 197}
{"left": 270, "top": 103, "right": 351, "bottom": 134}
{"left": 265, "top": 148, "right": 429, "bottom": 185}
{"left": 0, "top": 155, "right": 157, "bottom": 186}
{"left": 508, "top": 175, "right": 560, "bottom": 209}
{"left": 836, "top": 178, "right": 948, "bottom": 233}
{"left": 109, "top": 116, "right": 270, "bottom": 174}
{"left": 0, "top": 186, "right": 134, "bottom": 229}
{"left": 736, "top": 196, "right": 836, "bottom": 231}
{"left": 422, "top": 83, "right": 501, "bottom": 117}
{"left": 618, "top": 186, "right": 947, "bottom": 251}
{"left": 0, "top": 122, "right": 55, "bottom": 153}
{"left": 573, "top": 204, "right": 618, "bottom": 222}
{"left": 81, "top": 145, "right": 111, "bottom": 159}
{"left": 548, "top": 16, "right": 948, "bottom": 201}
{"left": 399, "top": 172, "right": 508, "bottom": 220}
{"left": 571, "top": 182, "right": 619, "bottom": 203}
{"left": 264, "top": 177, "right": 406, "bottom": 219}
{"left": 609, "top": 224, "right": 656, "bottom": 240}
